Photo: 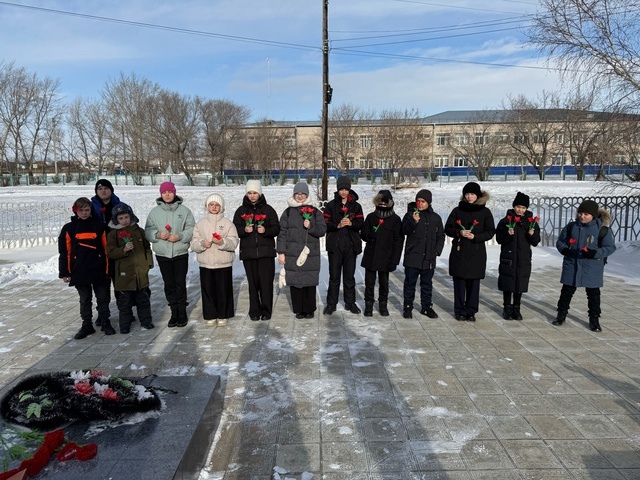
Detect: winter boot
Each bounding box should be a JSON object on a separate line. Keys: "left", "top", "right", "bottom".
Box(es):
{"left": 511, "top": 304, "right": 523, "bottom": 321}
{"left": 364, "top": 302, "right": 374, "bottom": 317}
{"left": 176, "top": 306, "right": 189, "bottom": 327}
{"left": 168, "top": 305, "right": 179, "bottom": 327}
{"left": 379, "top": 301, "right": 389, "bottom": 317}
{"left": 100, "top": 318, "right": 116, "bottom": 336}
{"left": 502, "top": 304, "right": 513, "bottom": 320}
{"left": 402, "top": 305, "right": 413, "bottom": 319}
{"left": 74, "top": 319, "right": 96, "bottom": 340}
{"left": 552, "top": 311, "right": 567, "bottom": 326}
{"left": 589, "top": 316, "right": 602, "bottom": 332}
{"left": 420, "top": 304, "right": 438, "bottom": 318}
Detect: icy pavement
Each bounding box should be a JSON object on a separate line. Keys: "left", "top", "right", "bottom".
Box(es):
{"left": 1, "top": 259, "right": 640, "bottom": 479}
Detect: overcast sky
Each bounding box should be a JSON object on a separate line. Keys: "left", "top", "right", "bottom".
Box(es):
{"left": 0, "top": 0, "right": 565, "bottom": 122}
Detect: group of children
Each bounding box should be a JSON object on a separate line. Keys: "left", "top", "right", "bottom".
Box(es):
{"left": 59, "top": 177, "right": 616, "bottom": 340}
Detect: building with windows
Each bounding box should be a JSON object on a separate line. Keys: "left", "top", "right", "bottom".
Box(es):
{"left": 228, "top": 110, "right": 640, "bottom": 179}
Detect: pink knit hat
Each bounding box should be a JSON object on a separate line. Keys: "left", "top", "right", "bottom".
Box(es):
{"left": 159, "top": 181, "right": 176, "bottom": 195}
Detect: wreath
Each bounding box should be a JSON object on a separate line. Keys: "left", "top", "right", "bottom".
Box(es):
{"left": 1, "top": 370, "right": 162, "bottom": 429}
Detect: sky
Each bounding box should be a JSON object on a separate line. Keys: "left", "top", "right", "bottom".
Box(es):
{"left": 1, "top": 179, "right": 639, "bottom": 287}
{"left": 0, "top": 0, "right": 566, "bottom": 122}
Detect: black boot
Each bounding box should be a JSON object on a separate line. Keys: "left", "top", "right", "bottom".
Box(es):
{"left": 402, "top": 305, "right": 413, "bottom": 319}
{"left": 168, "top": 305, "right": 179, "bottom": 327}
{"left": 420, "top": 304, "right": 438, "bottom": 318}
{"left": 553, "top": 311, "right": 567, "bottom": 325}
{"left": 364, "top": 302, "right": 374, "bottom": 317}
{"left": 511, "top": 304, "right": 523, "bottom": 321}
{"left": 100, "top": 318, "right": 116, "bottom": 335}
{"left": 176, "top": 305, "right": 189, "bottom": 327}
{"left": 379, "top": 301, "right": 389, "bottom": 317}
{"left": 589, "top": 316, "right": 602, "bottom": 332}
{"left": 74, "top": 319, "right": 96, "bottom": 339}
{"left": 502, "top": 304, "right": 513, "bottom": 320}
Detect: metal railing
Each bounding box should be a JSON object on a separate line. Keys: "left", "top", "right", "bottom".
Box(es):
{"left": 1, "top": 196, "right": 639, "bottom": 249}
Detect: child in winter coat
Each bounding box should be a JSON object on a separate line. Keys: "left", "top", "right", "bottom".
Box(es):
{"left": 191, "top": 193, "right": 239, "bottom": 326}
{"left": 233, "top": 180, "right": 280, "bottom": 321}
{"left": 145, "top": 182, "right": 195, "bottom": 328}
{"left": 58, "top": 197, "right": 114, "bottom": 339}
{"left": 360, "top": 190, "right": 404, "bottom": 316}
{"left": 401, "top": 189, "right": 445, "bottom": 319}
{"left": 322, "top": 176, "right": 364, "bottom": 315}
{"left": 495, "top": 192, "right": 541, "bottom": 320}
{"left": 277, "top": 182, "right": 327, "bottom": 319}
{"left": 445, "top": 182, "right": 495, "bottom": 322}
{"left": 553, "top": 199, "right": 616, "bottom": 332}
{"left": 107, "top": 203, "right": 155, "bottom": 334}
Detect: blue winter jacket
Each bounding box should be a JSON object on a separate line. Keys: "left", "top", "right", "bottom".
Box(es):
{"left": 556, "top": 210, "right": 616, "bottom": 288}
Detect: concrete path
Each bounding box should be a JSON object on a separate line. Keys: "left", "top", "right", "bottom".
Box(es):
{"left": 1, "top": 263, "right": 639, "bottom": 479}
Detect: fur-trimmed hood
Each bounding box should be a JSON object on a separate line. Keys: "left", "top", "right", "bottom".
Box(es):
{"left": 373, "top": 192, "right": 394, "bottom": 208}
{"left": 459, "top": 190, "right": 490, "bottom": 206}
{"left": 582, "top": 207, "right": 611, "bottom": 227}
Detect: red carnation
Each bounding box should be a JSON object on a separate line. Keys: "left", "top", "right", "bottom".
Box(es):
{"left": 74, "top": 381, "right": 93, "bottom": 395}
{"left": 165, "top": 224, "right": 172, "bottom": 232}
{"left": 75, "top": 443, "right": 98, "bottom": 461}
{"left": 373, "top": 218, "right": 384, "bottom": 232}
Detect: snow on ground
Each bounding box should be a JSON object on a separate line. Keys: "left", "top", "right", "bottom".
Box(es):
{"left": 1, "top": 179, "right": 638, "bottom": 286}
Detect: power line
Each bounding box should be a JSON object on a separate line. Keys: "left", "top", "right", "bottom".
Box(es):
{"left": 0, "top": 1, "right": 319, "bottom": 52}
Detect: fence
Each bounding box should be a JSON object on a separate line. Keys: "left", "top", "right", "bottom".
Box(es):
{"left": 1, "top": 196, "right": 638, "bottom": 249}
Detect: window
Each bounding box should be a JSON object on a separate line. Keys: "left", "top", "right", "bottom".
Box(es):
{"left": 343, "top": 137, "right": 355, "bottom": 148}
{"left": 346, "top": 157, "right": 355, "bottom": 169}
{"left": 533, "top": 133, "right": 547, "bottom": 144}
{"left": 329, "top": 136, "right": 337, "bottom": 149}
{"left": 551, "top": 154, "right": 565, "bottom": 166}
{"left": 328, "top": 158, "right": 336, "bottom": 169}
{"left": 284, "top": 136, "right": 296, "bottom": 149}
{"left": 360, "top": 135, "right": 373, "bottom": 149}
{"left": 378, "top": 158, "right": 391, "bottom": 169}
{"left": 418, "top": 132, "right": 431, "bottom": 140}
{"left": 454, "top": 155, "right": 468, "bottom": 167}
{"left": 454, "top": 133, "right": 468, "bottom": 146}
{"left": 435, "top": 155, "right": 449, "bottom": 168}
{"left": 475, "top": 133, "right": 489, "bottom": 145}
{"left": 614, "top": 154, "right": 626, "bottom": 164}
{"left": 359, "top": 157, "right": 374, "bottom": 169}
{"left": 514, "top": 134, "right": 529, "bottom": 145}
{"left": 555, "top": 133, "right": 564, "bottom": 144}
{"left": 378, "top": 135, "right": 389, "bottom": 146}
{"left": 495, "top": 132, "right": 509, "bottom": 144}
{"left": 494, "top": 156, "right": 507, "bottom": 166}
{"left": 436, "top": 133, "right": 450, "bottom": 146}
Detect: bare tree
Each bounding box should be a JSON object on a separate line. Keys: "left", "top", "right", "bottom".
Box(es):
{"left": 197, "top": 98, "right": 251, "bottom": 176}
{"left": 375, "top": 108, "right": 430, "bottom": 181}
{"left": 67, "top": 98, "right": 114, "bottom": 174}
{"left": 528, "top": 0, "right": 640, "bottom": 111}
{"left": 448, "top": 111, "right": 507, "bottom": 181}
{"left": 503, "top": 92, "right": 564, "bottom": 179}
{"left": 327, "top": 103, "right": 373, "bottom": 174}
{"left": 149, "top": 90, "right": 200, "bottom": 185}
{"left": 0, "top": 62, "right": 61, "bottom": 176}
{"left": 101, "top": 73, "right": 159, "bottom": 175}
{"left": 235, "top": 120, "right": 291, "bottom": 175}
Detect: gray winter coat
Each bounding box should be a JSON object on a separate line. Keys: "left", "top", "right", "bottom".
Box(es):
{"left": 277, "top": 196, "right": 327, "bottom": 288}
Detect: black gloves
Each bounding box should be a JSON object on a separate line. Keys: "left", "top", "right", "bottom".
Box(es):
{"left": 388, "top": 264, "right": 397, "bottom": 272}
{"left": 583, "top": 248, "right": 597, "bottom": 259}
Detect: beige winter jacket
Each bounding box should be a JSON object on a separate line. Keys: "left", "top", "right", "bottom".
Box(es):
{"left": 191, "top": 212, "right": 239, "bottom": 270}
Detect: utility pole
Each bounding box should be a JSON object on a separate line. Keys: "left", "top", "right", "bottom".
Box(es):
{"left": 52, "top": 118, "right": 58, "bottom": 176}
{"left": 321, "top": 0, "right": 331, "bottom": 201}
